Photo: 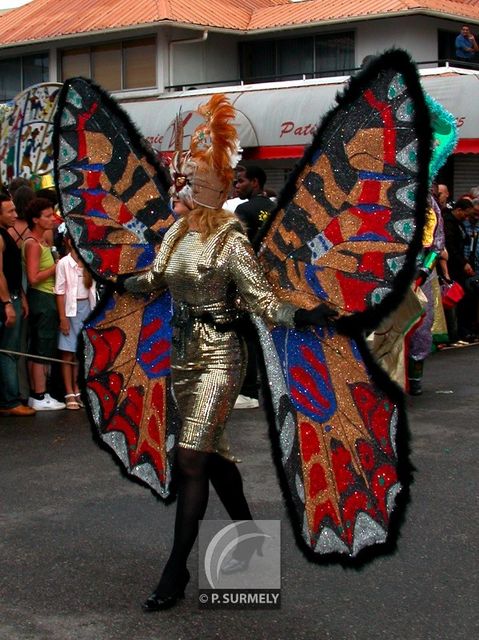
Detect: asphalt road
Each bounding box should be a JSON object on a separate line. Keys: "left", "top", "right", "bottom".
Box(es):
{"left": 1, "top": 344, "right": 478, "bottom": 640}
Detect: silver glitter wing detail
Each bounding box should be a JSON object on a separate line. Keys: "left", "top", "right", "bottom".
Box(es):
{"left": 352, "top": 513, "right": 388, "bottom": 556}
{"left": 315, "top": 527, "right": 350, "bottom": 555}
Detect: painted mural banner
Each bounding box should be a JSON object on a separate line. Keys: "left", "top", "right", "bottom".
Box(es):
{"left": 0, "top": 82, "right": 62, "bottom": 186}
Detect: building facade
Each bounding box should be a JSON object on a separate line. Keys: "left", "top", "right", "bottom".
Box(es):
{"left": 1, "top": 0, "right": 478, "bottom": 194}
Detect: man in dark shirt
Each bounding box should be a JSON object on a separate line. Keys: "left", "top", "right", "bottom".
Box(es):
{"left": 443, "top": 198, "right": 477, "bottom": 341}
{"left": 0, "top": 193, "right": 35, "bottom": 416}
{"left": 234, "top": 166, "right": 275, "bottom": 242}
{"left": 232, "top": 166, "right": 276, "bottom": 409}
{"left": 443, "top": 198, "right": 475, "bottom": 283}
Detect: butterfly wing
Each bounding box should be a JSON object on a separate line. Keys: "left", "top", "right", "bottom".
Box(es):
{"left": 81, "top": 290, "right": 180, "bottom": 497}
{"left": 257, "top": 50, "right": 431, "bottom": 557}
{"left": 53, "top": 77, "right": 176, "bottom": 283}
{"left": 256, "top": 319, "right": 405, "bottom": 556}
{"left": 257, "top": 50, "right": 431, "bottom": 333}
{"left": 54, "top": 78, "right": 179, "bottom": 497}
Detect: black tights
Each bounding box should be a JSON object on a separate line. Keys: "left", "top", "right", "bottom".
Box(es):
{"left": 209, "top": 452, "right": 253, "bottom": 521}
{"left": 156, "top": 449, "right": 252, "bottom": 593}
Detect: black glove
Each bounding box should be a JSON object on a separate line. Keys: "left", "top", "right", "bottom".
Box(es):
{"left": 112, "top": 274, "right": 129, "bottom": 294}
{"left": 294, "top": 303, "right": 338, "bottom": 328}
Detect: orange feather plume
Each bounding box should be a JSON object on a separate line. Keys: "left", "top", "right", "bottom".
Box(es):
{"left": 190, "top": 94, "right": 239, "bottom": 192}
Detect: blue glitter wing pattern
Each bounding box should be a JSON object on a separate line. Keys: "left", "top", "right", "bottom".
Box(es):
{"left": 255, "top": 50, "right": 432, "bottom": 558}
{"left": 53, "top": 78, "right": 179, "bottom": 498}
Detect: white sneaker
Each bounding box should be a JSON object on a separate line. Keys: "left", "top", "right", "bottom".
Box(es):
{"left": 234, "top": 394, "right": 259, "bottom": 409}
{"left": 28, "top": 393, "right": 66, "bottom": 411}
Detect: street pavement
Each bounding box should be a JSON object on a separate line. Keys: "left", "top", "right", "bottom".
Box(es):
{"left": 1, "top": 344, "right": 478, "bottom": 640}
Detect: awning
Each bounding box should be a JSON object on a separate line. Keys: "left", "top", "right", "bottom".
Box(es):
{"left": 455, "top": 139, "right": 479, "bottom": 154}
{"left": 122, "top": 67, "right": 479, "bottom": 160}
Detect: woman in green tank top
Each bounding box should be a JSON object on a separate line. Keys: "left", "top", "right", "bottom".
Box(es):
{"left": 23, "top": 198, "right": 65, "bottom": 411}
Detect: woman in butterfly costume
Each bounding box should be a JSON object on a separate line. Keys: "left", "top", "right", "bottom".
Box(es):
{"left": 124, "top": 96, "right": 336, "bottom": 609}
{"left": 53, "top": 49, "right": 442, "bottom": 610}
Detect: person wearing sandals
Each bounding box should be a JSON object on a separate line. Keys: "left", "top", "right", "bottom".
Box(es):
{"left": 54, "top": 235, "right": 96, "bottom": 410}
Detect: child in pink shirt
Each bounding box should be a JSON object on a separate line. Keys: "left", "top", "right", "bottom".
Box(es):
{"left": 54, "top": 236, "right": 96, "bottom": 409}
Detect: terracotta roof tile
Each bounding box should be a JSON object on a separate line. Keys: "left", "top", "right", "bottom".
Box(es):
{"left": 0, "top": 0, "right": 479, "bottom": 47}
{"left": 250, "top": 0, "right": 479, "bottom": 29}
{"left": 0, "top": 0, "right": 253, "bottom": 45}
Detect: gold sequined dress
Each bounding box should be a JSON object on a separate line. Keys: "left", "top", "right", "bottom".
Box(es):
{"left": 126, "top": 217, "right": 296, "bottom": 455}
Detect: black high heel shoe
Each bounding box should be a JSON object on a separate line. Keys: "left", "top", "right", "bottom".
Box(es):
{"left": 221, "top": 533, "right": 265, "bottom": 574}
{"left": 142, "top": 568, "right": 190, "bottom": 612}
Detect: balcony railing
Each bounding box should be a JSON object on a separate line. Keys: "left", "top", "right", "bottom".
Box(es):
{"left": 164, "top": 58, "right": 479, "bottom": 93}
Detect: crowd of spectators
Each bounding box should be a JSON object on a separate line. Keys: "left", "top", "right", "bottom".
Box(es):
{"left": 437, "top": 183, "right": 479, "bottom": 345}
{"left": 0, "top": 178, "right": 95, "bottom": 416}
{"left": 1, "top": 170, "right": 478, "bottom": 415}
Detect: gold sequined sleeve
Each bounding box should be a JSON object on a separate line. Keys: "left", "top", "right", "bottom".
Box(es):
{"left": 125, "top": 218, "right": 186, "bottom": 294}
{"left": 124, "top": 260, "right": 167, "bottom": 294}
{"left": 226, "top": 232, "right": 296, "bottom": 327}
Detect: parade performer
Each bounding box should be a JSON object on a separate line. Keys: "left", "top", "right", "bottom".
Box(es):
{"left": 407, "top": 195, "right": 445, "bottom": 394}
{"left": 53, "top": 49, "right": 432, "bottom": 609}
{"left": 405, "top": 95, "right": 458, "bottom": 393}
{"left": 370, "top": 95, "right": 457, "bottom": 392}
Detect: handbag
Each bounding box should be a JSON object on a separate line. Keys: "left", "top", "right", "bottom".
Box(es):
{"left": 441, "top": 280, "right": 464, "bottom": 309}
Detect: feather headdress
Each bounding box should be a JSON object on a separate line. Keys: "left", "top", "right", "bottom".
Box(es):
{"left": 170, "top": 94, "right": 241, "bottom": 210}
{"left": 170, "top": 110, "right": 195, "bottom": 209}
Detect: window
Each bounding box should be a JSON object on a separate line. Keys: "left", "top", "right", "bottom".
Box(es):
{"left": 438, "top": 29, "right": 459, "bottom": 62}
{"left": 240, "top": 32, "right": 354, "bottom": 83}
{"left": 61, "top": 47, "right": 90, "bottom": 79}
{"left": 241, "top": 40, "right": 275, "bottom": 82}
{"left": 0, "top": 53, "right": 49, "bottom": 101}
{"left": 123, "top": 38, "right": 156, "bottom": 89}
{"left": 315, "top": 32, "right": 355, "bottom": 76}
{"left": 92, "top": 44, "right": 122, "bottom": 91}
{"left": 278, "top": 37, "right": 314, "bottom": 77}
{"left": 61, "top": 36, "right": 156, "bottom": 90}
{"left": 436, "top": 28, "right": 479, "bottom": 64}
{"left": 23, "top": 54, "right": 49, "bottom": 90}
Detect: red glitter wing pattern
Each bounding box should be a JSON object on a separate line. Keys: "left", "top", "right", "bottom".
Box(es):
{"left": 81, "top": 291, "right": 180, "bottom": 498}
{"left": 53, "top": 78, "right": 180, "bottom": 497}
{"left": 254, "top": 52, "right": 428, "bottom": 557}
{"left": 255, "top": 321, "right": 402, "bottom": 557}
{"left": 258, "top": 51, "right": 430, "bottom": 327}
{"left": 54, "top": 77, "right": 176, "bottom": 283}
